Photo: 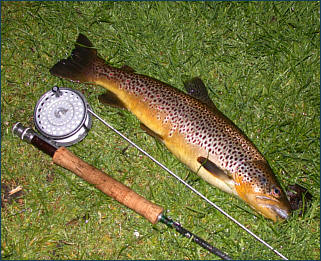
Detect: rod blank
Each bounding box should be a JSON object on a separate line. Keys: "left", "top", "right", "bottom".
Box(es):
{"left": 88, "top": 109, "right": 288, "bottom": 260}
{"left": 160, "top": 215, "right": 232, "bottom": 260}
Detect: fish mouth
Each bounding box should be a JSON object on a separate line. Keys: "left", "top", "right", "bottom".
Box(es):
{"left": 263, "top": 203, "right": 289, "bottom": 220}
{"left": 255, "top": 195, "right": 290, "bottom": 220}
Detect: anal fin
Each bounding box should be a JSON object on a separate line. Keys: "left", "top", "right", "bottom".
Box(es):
{"left": 197, "top": 156, "right": 233, "bottom": 184}
{"left": 140, "top": 123, "right": 164, "bottom": 142}
{"left": 98, "top": 90, "right": 127, "bottom": 110}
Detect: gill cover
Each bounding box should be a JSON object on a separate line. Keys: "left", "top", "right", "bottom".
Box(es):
{"left": 234, "top": 160, "right": 291, "bottom": 222}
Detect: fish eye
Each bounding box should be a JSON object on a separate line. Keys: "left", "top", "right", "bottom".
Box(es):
{"left": 272, "top": 187, "right": 281, "bottom": 198}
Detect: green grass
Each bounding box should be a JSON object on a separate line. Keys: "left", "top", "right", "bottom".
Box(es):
{"left": 1, "top": 1, "right": 319, "bottom": 260}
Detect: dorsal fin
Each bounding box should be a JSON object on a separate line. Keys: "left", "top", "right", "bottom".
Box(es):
{"left": 183, "top": 77, "right": 216, "bottom": 109}
{"left": 197, "top": 156, "right": 233, "bottom": 184}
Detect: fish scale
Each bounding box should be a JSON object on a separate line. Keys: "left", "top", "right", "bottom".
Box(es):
{"left": 50, "top": 33, "right": 291, "bottom": 221}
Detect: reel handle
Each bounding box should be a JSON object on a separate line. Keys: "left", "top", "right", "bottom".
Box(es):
{"left": 53, "top": 147, "right": 163, "bottom": 224}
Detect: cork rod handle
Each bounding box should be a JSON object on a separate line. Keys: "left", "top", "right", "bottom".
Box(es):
{"left": 53, "top": 147, "right": 163, "bottom": 224}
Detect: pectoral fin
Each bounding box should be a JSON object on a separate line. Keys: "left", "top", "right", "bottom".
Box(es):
{"left": 98, "top": 90, "right": 127, "bottom": 110}
{"left": 197, "top": 156, "right": 233, "bottom": 184}
{"left": 183, "top": 77, "right": 217, "bottom": 109}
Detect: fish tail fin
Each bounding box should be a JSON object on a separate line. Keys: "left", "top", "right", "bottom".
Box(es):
{"left": 50, "top": 34, "right": 101, "bottom": 83}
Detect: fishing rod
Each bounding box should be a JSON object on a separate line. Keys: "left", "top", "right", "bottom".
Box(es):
{"left": 88, "top": 110, "right": 288, "bottom": 260}
{"left": 31, "top": 86, "right": 287, "bottom": 259}
{"left": 12, "top": 122, "right": 231, "bottom": 260}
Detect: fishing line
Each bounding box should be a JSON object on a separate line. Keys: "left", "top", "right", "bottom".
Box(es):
{"left": 88, "top": 109, "right": 288, "bottom": 260}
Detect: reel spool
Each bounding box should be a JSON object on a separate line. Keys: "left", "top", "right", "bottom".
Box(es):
{"left": 34, "top": 87, "right": 92, "bottom": 147}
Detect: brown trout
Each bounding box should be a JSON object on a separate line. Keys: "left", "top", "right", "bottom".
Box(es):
{"left": 50, "top": 34, "right": 291, "bottom": 221}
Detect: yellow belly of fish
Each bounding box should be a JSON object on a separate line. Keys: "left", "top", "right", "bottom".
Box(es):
{"left": 164, "top": 133, "right": 238, "bottom": 196}
{"left": 97, "top": 79, "right": 238, "bottom": 197}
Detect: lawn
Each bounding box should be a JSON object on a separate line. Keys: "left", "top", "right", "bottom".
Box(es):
{"left": 1, "top": 1, "right": 320, "bottom": 260}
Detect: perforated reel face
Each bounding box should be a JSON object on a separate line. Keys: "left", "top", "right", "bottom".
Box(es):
{"left": 34, "top": 87, "right": 92, "bottom": 146}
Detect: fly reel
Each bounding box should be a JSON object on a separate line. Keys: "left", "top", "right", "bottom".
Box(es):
{"left": 34, "top": 87, "right": 92, "bottom": 147}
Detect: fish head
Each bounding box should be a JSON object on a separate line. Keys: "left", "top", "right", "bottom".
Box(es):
{"left": 234, "top": 160, "right": 291, "bottom": 222}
